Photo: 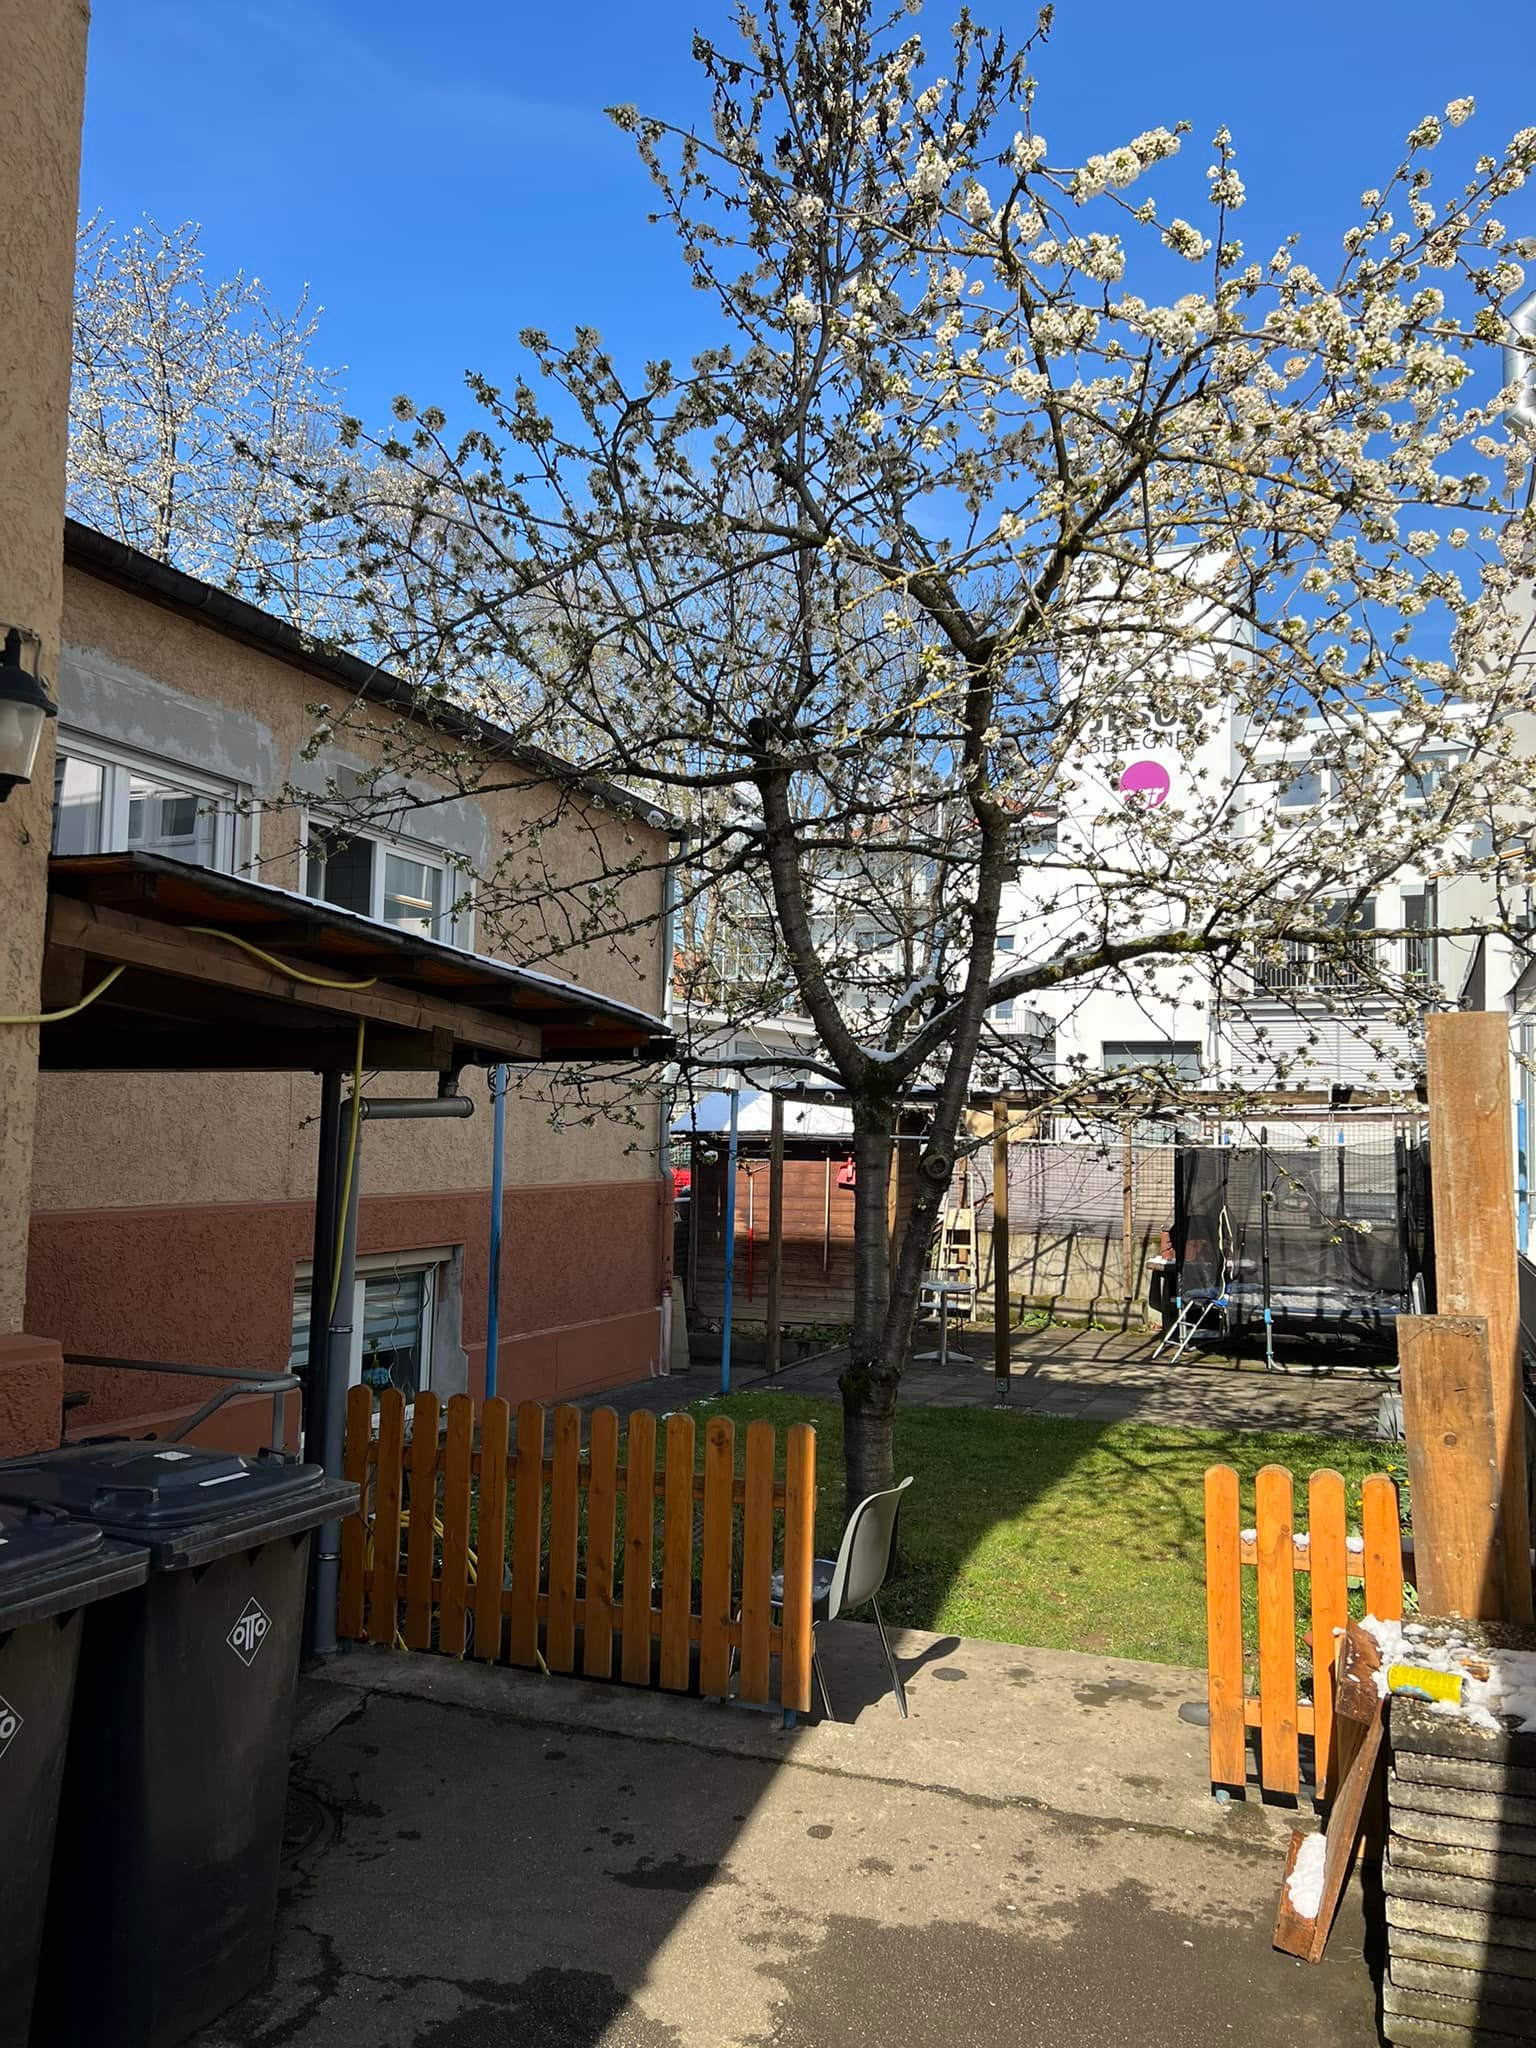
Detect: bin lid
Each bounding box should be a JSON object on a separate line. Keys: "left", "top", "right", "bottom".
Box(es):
{"left": 0, "top": 1502, "right": 149, "bottom": 1627}
{"left": 0, "top": 1441, "right": 325, "bottom": 1533}
{"left": 0, "top": 1501, "right": 102, "bottom": 1583}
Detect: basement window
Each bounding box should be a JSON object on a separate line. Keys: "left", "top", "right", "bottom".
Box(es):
{"left": 289, "top": 1252, "right": 448, "bottom": 1403}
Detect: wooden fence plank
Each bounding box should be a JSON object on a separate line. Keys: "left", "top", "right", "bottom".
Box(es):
{"left": 403, "top": 1389, "right": 441, "bottom": 1651}
{"left": 548, "top": 1409, "right": 581, "bottom": 1679}
{"left": 438, "top": 1394, "right": 475, "bottom": 1657}
{"left": 1307, "top": 1469, "right": 1349, "bottom": 1800}
{"left": 1362, "top": 1474, "right": 1404, "bottom": 1625}
{"left": 583, "top": 1407, "right": 619, "bottom": 1680}
{"left": 368, "top": 1390, "right": 406, "bottom": 1648}
{"left": 660, "top": 1413, "right": 696, "bottom": 1691}
{"left": 699, "top": 1416, "right": 736, "bottom": 1699}
{"left": 622, "top": 1410, "right": 657, "bottom": 1685}
{"left": 337, "top": 1383, "right": 372, "bottom": 1640}
{"left": 1398, "top": 1314, "right": 1504, "bottom": 1620}
{"left": 508, "top": 1401, "right": 544, "bottom": 1668}
{"left": 739, "top": 1421, "right": 777, "bottom": 1704}
{"left": 780, "top": 1422, "right": 817, "bottom": 1716}
{"left": 1203, "top": 1464, "right": 1246, "bottom": 1788}
{"left": 1255, "top": 1464, "right": 1300, "bottom": 1798}
{"left": 547, "top": 1405, "right": 582, "bottom": 1672}
{"left": 472, "top": 1398, "right": 511, "bottom": 1662}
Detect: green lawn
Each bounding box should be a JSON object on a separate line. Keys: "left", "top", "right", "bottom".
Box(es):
{"left": 689, "top": 1393, "right": 1400, "bottom": 1668}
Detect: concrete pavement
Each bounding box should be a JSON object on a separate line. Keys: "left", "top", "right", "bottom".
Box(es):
{"left": 195, "top": 1628, "right": 1382, "bottom": 2047}
{"left": 604, "top": 1324, "right": 1392, "bottom": 1438}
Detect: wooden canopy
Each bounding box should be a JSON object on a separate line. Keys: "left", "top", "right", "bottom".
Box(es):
{"left": 40, "top": 853, "right": 671, "bottom": 1072}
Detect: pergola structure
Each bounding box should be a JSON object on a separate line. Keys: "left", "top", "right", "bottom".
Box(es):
{"left": 40, "top": 852, "right": 671, "bottom": 1071}
{"left": 36, "top": 851, "right": 672, "bottom": 1651}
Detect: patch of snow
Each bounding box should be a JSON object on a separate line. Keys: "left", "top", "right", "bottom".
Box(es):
{"left": 1345, "top": 1536, "right": 1364, "bottom": 1553}
{"left": 1240, "top": 1528, "right": 1257, "bottom": 1544}
{"left": 1360, "top": 1614, "right": 1536, "bottom": 1732}
{"left": 1285, "top": 1831, "right": 1328, "bottom": 1920}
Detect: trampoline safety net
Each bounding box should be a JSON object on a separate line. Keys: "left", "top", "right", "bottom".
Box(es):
{"left": 1173, "top": 1132, "right": 1430, "bottom": 1346}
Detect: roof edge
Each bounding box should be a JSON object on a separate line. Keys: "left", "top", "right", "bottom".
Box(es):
{"left": 62, "top": 519, "right": 684, "bottom": 838}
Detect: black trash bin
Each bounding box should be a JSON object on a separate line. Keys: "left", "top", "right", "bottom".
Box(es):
{"left": 0, "top": 1441, "right": 356, "bottom": 2048}
{"left": 0, "top": 1506, "right": 147, "bottom": 2048}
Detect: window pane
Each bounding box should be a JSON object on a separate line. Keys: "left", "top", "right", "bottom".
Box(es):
{"left": 289, "top": 1281, "right": 313, "bottom": 1371}
{"left": 308, "top": 828, "right": 375, "bottom": 915}
{"left": 383, "top": 852, "right": 443, "bottom": 937}
{"left": 361, "top": 1271, "right": 429, "bottom": 1397}
{"left": 126, "top": 772, "right": 218, "bottom": 866}
{"left": 53, "top": 754, "right": 105, "bottom": 854}
{"left": 1278, "top": 767, "right": 1324, "bottom": 810}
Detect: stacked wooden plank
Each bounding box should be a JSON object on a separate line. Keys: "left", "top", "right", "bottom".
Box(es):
{"left": 1382, "top": 1622, "right": 1536, "bottom": 2046}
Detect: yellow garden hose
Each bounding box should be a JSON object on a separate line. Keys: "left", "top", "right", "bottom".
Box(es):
{"left": 184, "top": 925, "right": 378, "bottom": 990}
{"left": 0, "top": 962, "right": 126, "bottom": 1024}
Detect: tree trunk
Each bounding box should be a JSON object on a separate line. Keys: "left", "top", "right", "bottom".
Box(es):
{"left": 838, "top": 1105, "right": 900, "bottom": 1522}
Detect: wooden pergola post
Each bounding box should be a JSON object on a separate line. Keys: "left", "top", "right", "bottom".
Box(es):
{"left": 993, "top": 1099, "right": 1010, "bottom": 1394}
{"left": 765, "top": 1093, "right": 784, "bottom": 1375}
{"left": 1424, "top": 1011, "right": 1533, "bottom": 1623}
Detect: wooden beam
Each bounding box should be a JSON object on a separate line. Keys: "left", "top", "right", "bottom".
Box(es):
{"left": 39, "top": 1025, "right": 456, "bottom": 1073}
{"left": 993, "top": 1098, "right": 1010, "bottom": 1392}
{"left": 1425, "top": 1011, "right": 1532, "bottom": 1622}
{"left": 46, "top": 893, "right": 542, "bottom": 1062}
{"left": 1398, "top": 1314, "right": 1505, "bottom": 1620}
{"left": 765, "top": 1094, "right": 784, "bottom": 1375}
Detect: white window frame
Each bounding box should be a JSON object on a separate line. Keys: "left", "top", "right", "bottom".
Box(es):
{"left": 53, "top": 727, "right": 244, "bottom": 872}
{"left": 299, "top": 811, "right": 475, "bottom": 950}
{"left": 291, "top": 1247, "right": 451, "bottom": 1408}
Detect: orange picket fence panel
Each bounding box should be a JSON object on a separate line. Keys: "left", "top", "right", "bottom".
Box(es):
{"left": 1203, "top": 1462, "right": 1404, "bottom": 1802}
{"left": 339, "top": 1390, "right": 816, "bottom": 1717}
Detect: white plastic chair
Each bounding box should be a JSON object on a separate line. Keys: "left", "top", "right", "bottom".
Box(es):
{"left": 772, "top": 1475, "right": 914, "bottom": 1721}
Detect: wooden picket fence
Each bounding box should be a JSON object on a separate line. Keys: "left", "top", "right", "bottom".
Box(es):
{"left": 1204, "top": 1463, "right": 1405, "bottom": 1802}
{"left": 337, "top": 1388, "right": 818, "bottom": 1717}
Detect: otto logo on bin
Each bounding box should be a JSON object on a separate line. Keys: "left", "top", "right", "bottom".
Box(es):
{"left": 227, "top": 1598, "right": 272, "bottom": 1667}
{"left": 0, "top": 1691, "right": 23, "bottom": 1759}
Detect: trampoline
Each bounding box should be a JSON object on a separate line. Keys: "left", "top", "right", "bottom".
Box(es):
{"left": 1158, "top": 1130, "right": 1430, "bottom": 1367}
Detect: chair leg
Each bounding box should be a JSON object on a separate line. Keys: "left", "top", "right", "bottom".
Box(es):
{"left": 871, "top": 1594, "right": 908, "bottom": 1719}
{"left": 813, "top": 1646, "right": 835, "bottom": 1723}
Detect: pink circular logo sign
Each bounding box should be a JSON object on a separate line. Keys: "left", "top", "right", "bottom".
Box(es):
{"left": 1119, "top": 760, "right": 1171, "bottom": 807}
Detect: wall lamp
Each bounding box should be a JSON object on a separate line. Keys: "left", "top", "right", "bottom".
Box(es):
{"left": 0, "top": 626, "right": 57, "bottom": 802}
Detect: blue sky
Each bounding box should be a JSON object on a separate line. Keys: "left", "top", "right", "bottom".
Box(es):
{"left": 80, "top": 0, "right": 1535, "bottom": 432}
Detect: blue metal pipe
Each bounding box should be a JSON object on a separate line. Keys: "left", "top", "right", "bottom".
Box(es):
{"left": 1519, "top": 1097, "right": 1530, "bottom": 1257}
{"left": 486, "top": 1064, "right": 507, "bottom": 1399}
{"left": 720, "top": 1090, "right": 740, "bottom": 1396}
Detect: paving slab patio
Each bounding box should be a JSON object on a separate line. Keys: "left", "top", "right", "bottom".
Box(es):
{"left": 197, "top": 1630, "right": 1381, "bottom": 2048}
{"left": 592, "top": 1324, "right": 1393, "bottom": 1439}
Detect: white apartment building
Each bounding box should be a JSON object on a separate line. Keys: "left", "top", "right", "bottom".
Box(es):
{"left": 1001, "top": 689, "right": 1484, "bottom": 1096}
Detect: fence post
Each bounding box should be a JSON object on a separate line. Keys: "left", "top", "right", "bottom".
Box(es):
{"left": 780, "top": 1423, "right": 817, "bottom": 1717}
{"left": 621, "top": 1409, "right": 658, "bottom": 1684}
{"left": 1203, "top": 1465, "right": 1246, "bottom": 1788}
{"left": 766, "top": 1093, "right": 784, "bottom": 1374}
{"left": 1425, "top": 1010, "right": 1533, "bottom": 1622}
{"left": 993, "top": 1100, "right": 1010, "bottom": 1395}
{"left": 1307, "top": 1469, "right": 1349, "bottom": 1800}
{"left": 1121, "top": 1116, "right": 1135, "bottom": 1306}
{"left": 1361, "top": 1473, "right": 1404, "bottom": 1625}
{"left": 1398, "top": 1314, "right": 1504, "bottom": 1620}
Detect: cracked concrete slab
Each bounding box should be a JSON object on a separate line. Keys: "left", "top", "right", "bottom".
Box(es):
{"left": 194, "top": 1635, "right": 1379, "bottom": 2048}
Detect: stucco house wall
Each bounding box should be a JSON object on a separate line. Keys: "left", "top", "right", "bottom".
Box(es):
{"left": 26, "top": 550, "right": 672, "bottom": 1432}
